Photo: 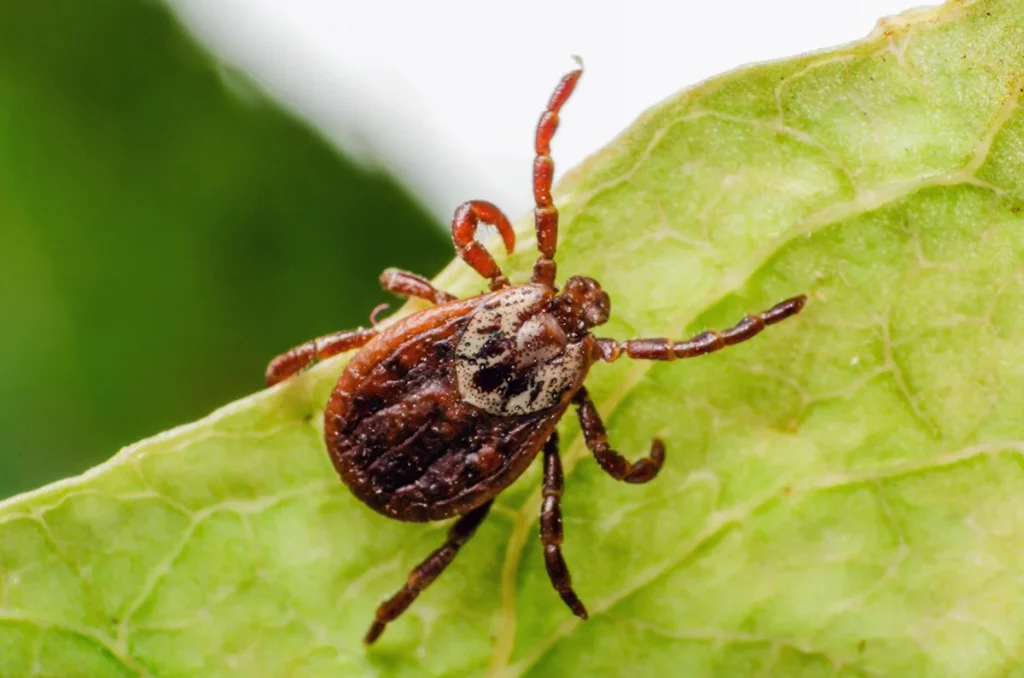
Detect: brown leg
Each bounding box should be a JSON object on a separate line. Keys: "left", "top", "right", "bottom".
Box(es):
{"left": 593, "top": 295, "right": 807, "bottom": 363}
{"left": 264, "top": 328, "right": 377, "bottom": 387}
{"left": 540, "top": 431, "right": 588, "bottom": 619}
{"left": 364, "top": 500, "right": 493, "bottom": 645}
{"left": 380, "top": 267, "right": 456, "bottom": 305}
{"left": 451, "top": 200, "right": 516, "bottom": 291}
{"left": 531, "top": 63, "right": 583, "bottom": 287}
{"left": 574, "top": 387, "right": 664, "bottom": 484}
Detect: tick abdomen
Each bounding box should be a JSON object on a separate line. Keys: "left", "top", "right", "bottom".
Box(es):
{"left": 325, "top": 288, "right": 585, "bottom": 522}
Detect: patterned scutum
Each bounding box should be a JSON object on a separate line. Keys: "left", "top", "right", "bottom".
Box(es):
{"left": 455, "top": 285, "right": 589, "bottom": 415}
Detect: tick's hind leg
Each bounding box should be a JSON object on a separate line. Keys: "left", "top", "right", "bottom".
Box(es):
{"left": 451, "top": 200, "right": 516, "bottom": 291}
{"left": 364, "top": 500, "right": 493, "bottom": 645}
{"left": 594, "top": 295, "right": 807, "bottom": 363}
{"left": 264, "top": 327, "right": 377, "bottom": 387}
{"left": 540, "top": 431, "right": 588, "bottom": 619}
{"left": 380, "top": 268, "right": 456, "bottom": 305}
{"left": 573, "top": 387, "right": 665, "bottom": 484}
{"left": 531, "top": 63, "right": 583, "bottom": 286}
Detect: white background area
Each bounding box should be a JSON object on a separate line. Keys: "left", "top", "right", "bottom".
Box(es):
{"left": 170, "top": 0, "right": 928, "bottom": 224}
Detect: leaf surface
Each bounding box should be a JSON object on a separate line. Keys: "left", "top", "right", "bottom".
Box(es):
{"left": 5, "top": 1, "right": 1024, "bottom": 676}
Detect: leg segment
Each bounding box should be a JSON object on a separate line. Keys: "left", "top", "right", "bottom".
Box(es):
{"left": 264, "top": 327, "right": 377, "bottom": 387}
{"left": 593, "top": 295, "right": 807, "bottom": 363}
{"left": 364, "top": 500, "right": 493, "bottom": 645}
{"left": 540, "top": 431, "right": 588, "bottom": 619}
{"left": 573, "top": 387, "right": 665, "bottom": 484}
{"left": 451, "top": 200, "right": 516, "bottom": 291}
{"left": 532, "top": 62, "right": 583, "bottom": 286}
{"left": 380, "top": 267, "right": 456, "bottom": 305}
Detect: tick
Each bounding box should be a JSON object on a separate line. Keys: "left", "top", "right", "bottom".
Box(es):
{"left": 265, "top": 64, "right": 807, "bottom": 645}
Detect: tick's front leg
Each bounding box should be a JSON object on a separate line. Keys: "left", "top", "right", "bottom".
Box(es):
{"left": 451, "top": 63, "right": 584, "bottom": 289}
{"left": 364, "top": 500, "right": 493, "bottom": 645}
{"left": 380, "top": 268, "right": 456, "bottom": 305}
{"left": 451, "top": 200, "right": 516, "bottom": 291}
{"left": 593, "top": 295, "right": 806, "bottom": 363}
{"left": 540, "top": 431, "right": 588, "bottom": 619}
{"left": 264, "top": 328, "right": 377, "bottom": 387}
{"left": 573, "top": 387, "right": 665, "bottom": 484}
{"left": 531, "top": 63, "right": 583, "bottom": 287}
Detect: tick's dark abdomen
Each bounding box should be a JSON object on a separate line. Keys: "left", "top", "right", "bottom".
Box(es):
{"left": 325, "top": 295, "right": 567, "bottom": 522}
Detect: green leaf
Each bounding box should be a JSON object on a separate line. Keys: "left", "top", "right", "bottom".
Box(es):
{"left": 4, "top": 0, "right": 1024, "bottom": 675}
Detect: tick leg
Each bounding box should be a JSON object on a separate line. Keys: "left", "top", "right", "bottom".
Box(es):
{"left": 540, "top": 431, "right": 589, "bottom": 619}
{"left": 593, "top": 295, "right": 807, "bottom": 363}
{"left": 264, "top": 327, "right": 377, "bottom": 387}
{"left": 573, "top": 387, "right": 665, "bottom": 484}
{"left": 451, "top": 200, "right": 516, "bottom": 291}
{"left": 364, "top": 500, "right": 493, "bottom": 645}
{"left": 531, "top": 62, "right": 583, "bottom": 287}
{"left": 379, "top": 267, "right": 456, "bottom": 305}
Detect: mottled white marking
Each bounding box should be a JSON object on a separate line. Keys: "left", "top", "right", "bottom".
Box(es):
{"left": 516, "top": 314, "right": 567, "bottom": 368}
{"left": 455, "top": 286, "right": 587, "bottom": 415}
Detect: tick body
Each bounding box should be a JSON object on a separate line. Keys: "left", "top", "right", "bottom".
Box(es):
{"left": 265, "top": 64, "right": 807, "bottom": 645}
{"left": 326, "top": 284, "right": 588, "bottom": 523}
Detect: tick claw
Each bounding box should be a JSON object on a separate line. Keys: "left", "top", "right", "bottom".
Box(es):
{"left": 369, "top": 303, "right": 390, "bottom": 327}
{"left": 364, "top": 621, "right": 385, "bottom": 645}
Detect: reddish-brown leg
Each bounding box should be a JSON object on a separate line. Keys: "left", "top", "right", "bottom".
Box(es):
{"left": 593, "top": 295, "right": 807, "bottom": 363}
{"left": 380, "top": 267, "right": 456, "bottom": 305}
{"left": 531, "top": 63, "right": 583, "bottom": 287}
{"left": 264, "top": 328, "right": 377, "bottom": 387}
{"left": 451, "top": 200, "right": 516, "bottom": 291}
{"left": 540, "top": 431, "right": 589, "bottom": 619}
{"left": 364, "top": 500, "right": 493, "bottom": 645}
{"left": 573, "top": 387, "right": 665, "bottom": 484}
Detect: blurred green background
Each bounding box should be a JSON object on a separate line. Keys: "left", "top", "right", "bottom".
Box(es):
{"left": 0, "top": 1, "right": 448, "bottom": 499}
